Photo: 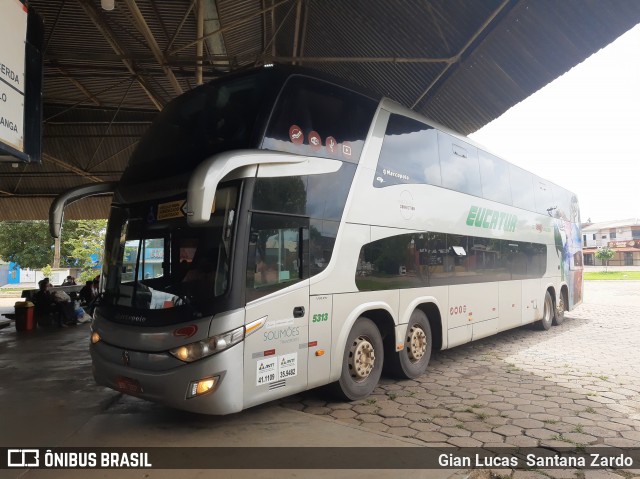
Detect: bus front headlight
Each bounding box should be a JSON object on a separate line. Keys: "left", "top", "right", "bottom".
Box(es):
{"left": 170, "top": 326, "right": 244, "bottom": 363}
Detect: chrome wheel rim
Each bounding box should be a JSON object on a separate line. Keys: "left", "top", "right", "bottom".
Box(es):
{"left": 349, "top": 336, "right": 375, "bottom": 381}
{"left": 407, "top": 325, "right": 427, "bottom": 362}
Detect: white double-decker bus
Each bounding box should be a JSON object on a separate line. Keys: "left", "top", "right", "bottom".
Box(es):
{"left": 51, "top": 65, "right": 583, "bottom": 414}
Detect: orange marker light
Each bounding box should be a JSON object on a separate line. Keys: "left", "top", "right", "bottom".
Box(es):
{"left": 245, "top": 316, "right": 267, "bottom": 336}
{"left": 315, "top": 350, "right": 325, "bottom": 357}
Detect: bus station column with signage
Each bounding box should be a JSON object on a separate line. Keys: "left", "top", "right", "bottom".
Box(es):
{"left": 0, "top": 0, "right": 43, "bottom": 164}
{"left": 0, "top": 0, "right": 28, "bottom": 153}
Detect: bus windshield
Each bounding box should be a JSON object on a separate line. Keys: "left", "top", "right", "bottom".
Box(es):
{"left": 102, "top": 185, "right": 239, "bottom": 316}
{"left": 121, "top": 69, "right": 272, "bottom": 184}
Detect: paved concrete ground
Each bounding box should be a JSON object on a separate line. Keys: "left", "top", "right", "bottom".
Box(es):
{"left": 0, "top": 301, "right": 453, "bottom": 479}
{"left": 281, "top": 282, "right": 640, "bottom": 478}
{"left": 0, "top": 281, "right": 639, "bottom": 479}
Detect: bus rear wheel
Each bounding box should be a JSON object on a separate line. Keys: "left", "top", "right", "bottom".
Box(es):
{"left": 535, "top": 291, "right": 554, "bottom": 331}
{"left": 388, "top": 309, "right": 432, "bottom": 379}
{"left": 553, "top": 292, "right": 566, "bottom": 326}
{"left": 334, "top": 317, "right": 383, "bottom": 401}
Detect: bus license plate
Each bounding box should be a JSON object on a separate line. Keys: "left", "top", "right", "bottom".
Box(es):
{"left": 115, "top": 376, "right": 143, "bottom": 395}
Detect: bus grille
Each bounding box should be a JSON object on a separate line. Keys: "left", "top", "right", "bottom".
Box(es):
{"left": 269, "top": 380, "right": 286, "bottom": 390}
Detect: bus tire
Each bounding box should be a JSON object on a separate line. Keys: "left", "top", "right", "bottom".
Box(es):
{"left": 535, "top": 291, "right": 554, "bottom": 331}
{"left": 553, "top": 291, "right": 566, "bottom": 326}
{"left": 388, "top": 309, "right": 432, "bottom": 379}
{"left": 334, "top": 317, "right": 384, "bottom": 401}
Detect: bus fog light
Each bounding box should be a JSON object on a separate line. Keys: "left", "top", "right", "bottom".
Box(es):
{"left": 187, "top": 376, "right": 219, "bottom": 398}
{"left": 91, "top": 331, "right": 101, "bottom": 344}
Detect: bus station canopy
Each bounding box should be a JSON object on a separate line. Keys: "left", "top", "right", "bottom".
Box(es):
{"left": 1, "top": 0, "right": 639, "bottom": 220}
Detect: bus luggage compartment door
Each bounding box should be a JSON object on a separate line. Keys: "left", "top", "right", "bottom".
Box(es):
{"left": 448, "top": 283, "right": 499, "bottom": 344}
{"left": 521, "top": 279, "right": 542, "bottom": 324}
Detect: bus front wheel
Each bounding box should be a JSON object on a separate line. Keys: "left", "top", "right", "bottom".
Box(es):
{"left": 334, "top": 317, "right": 384, "bottom": 401}
{"left": 388, "top": 309, "right": 432, "bottom": 379}
{"left": 535, "top": 291, "right": 554, "bottom": 331}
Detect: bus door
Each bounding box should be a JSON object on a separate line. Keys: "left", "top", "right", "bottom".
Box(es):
{"left": 242, "top": 213, "right": 310, "bottom": 408}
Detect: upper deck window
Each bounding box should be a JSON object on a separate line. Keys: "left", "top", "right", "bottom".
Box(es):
{"left": 534, "top": 178, "right": 554, "bottom": 216}
{"left": 122, "top": 69, "right": 275, "bottom": 184}
{"left": 479, "top": 150, "right": 512, "bottom": 205}
{"left": 374, "top": 114, "right": 441, "bottom": 188}
{"left": 438, "top": 132, "right": 482, "bottom": 197}
{"left": 262, "top": 75, "right": 377, "bottom": 163}
{"left": 509, "top": 165, "right": 536, "bottom": 211}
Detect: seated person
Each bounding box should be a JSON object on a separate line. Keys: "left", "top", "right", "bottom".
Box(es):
{"left": 33, "top": 278, "right": 77, "bottom": 327}
{"left": 255, "top": 255, "right": 278, "bottom": 287}
{"left": 79, "top": 280, "right": 95, "bottom": 305}
{"left": 182, "top": 249, "right": 217, "bottom": 283}
{"left": 61, "top": 275, "right": 76, "bottom": 286}
{"left": 33, "top": 278, "right": 55, "bottom": 317}
{"left": 79, "top": 280, "right": 99, "bottom": 316}
{"left": 174, "top": 251, "right": 219, "bottom": 306}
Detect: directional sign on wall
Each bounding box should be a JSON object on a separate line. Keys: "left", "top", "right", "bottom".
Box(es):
{"left": 0, "top": 0, "right": 28, "bottom": 154}
{"left": 0, "top": 0, "right": 43, "bottom": 164}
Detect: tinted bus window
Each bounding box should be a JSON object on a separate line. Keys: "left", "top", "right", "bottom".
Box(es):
{"left": 252, "top": 163, "right": 356, "bottom": 221}
{"left": 310, "top": 219, "right": 339, "bottom": 276}
{"left": 504, "top": 241, "right": 547, "bottom": 279}
{"left": 355, "top": 232, "right": 545, "bottom": 290}
{"left": 509, "top": 165, "right": 536, "bottom": 211}
{"left": 252, "top": 175, "right": 307, "bottom": 216}
{"left": 246, "top": 213, "right": 308, "bottom": 302}
{"left": 374, "top": 114, "right": 441, "bottom": 188}
{"left": 479, "top": 150, "right": 512, "bottom": 205}
{"left": 123, "top": 70, "right": 270, "bottom": 184}
{"left": 252, "top": 163, "right": 356, "bottom": 277}
{"left": 262, "top": 75, "right": 377, "bottom": 163}
{"left": 307, "top": 163, "right": 356, "bottom": 220}
{"left": 438, "top": 132, "right": 482, "bottom": 197}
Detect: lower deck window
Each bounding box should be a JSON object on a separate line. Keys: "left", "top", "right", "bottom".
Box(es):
{"left": 356, "top": 232, "right": 547, "bottom": 291}
{"left": 246, "top": 213, "right": 309, "bottom": 302}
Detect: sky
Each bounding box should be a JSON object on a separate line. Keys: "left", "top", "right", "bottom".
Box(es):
{"left": 469, "top": 23, "right": 640, "bottom": 224}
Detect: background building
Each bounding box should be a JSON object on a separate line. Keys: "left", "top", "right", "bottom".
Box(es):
{"left": 582, "top": 219, "right": 640, "bottom": 266}
{"left": 0, "top": 262, "right": 24, "bottom": 286}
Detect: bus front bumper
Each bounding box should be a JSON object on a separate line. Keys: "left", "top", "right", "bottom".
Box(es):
{"left": 91, "top": 340, "right": 244, "bottom": 415}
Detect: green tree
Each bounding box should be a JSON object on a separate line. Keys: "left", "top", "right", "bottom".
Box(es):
{"left": 63, "top": 220, "right": 107, "bottom": 281}
{"left": 41, "top": 264, "right": 53, "bottom": 278}
{"left": 0, "top": 220, "right": 107, "bottom": 275}
{"left": 0, "top": 221, "right": 53, "bottom": 268}
{"left": 595, "top": 247, "right": 615, "bottom": 272}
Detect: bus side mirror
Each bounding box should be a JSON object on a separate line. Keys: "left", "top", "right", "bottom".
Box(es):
{"left": 49, "top": 183, "right": 115, "bottom": 238}
{"left": 187, "top": 150, "right": 308, "bottom": 225}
